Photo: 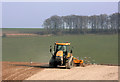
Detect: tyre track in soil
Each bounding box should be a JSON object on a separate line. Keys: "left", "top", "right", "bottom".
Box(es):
{"left": 2, "top": 63, "right": 25, "bottom": 79}
{"left": 2, "top": 62, "right": 30, "bottom": 79}
{"left": 2, "top": 66, "right": 26, "bottom": 79}
{"left": 13, "top": 67, "right": 42, "bottom": 80}
{"left": 2, "top": 61, "right": 45, "bottom": 80}
{"left": 4, "top": 67, "right": 34, "bottom": 80}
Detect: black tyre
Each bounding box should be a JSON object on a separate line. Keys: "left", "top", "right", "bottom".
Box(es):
{"left": 66, "top": 56, "right": 73, "bottom": 69}
{"left": 49, "top": 58, "right": 57, "bottom": 68}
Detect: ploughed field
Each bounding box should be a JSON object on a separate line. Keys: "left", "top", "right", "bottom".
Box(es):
{"left": 2, "top": 61, "right": 46, "bottom": 80}
{"left": 2, "top": 34, "right": 118, "bottom": 64}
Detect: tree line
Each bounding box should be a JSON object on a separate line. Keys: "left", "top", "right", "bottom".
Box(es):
{"left": 43, "top": 13, "right": 119, "bottom": 35}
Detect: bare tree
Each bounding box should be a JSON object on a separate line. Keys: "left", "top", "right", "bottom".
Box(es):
{"left": 43, "top": 13, "right": 118, "bottom": 34}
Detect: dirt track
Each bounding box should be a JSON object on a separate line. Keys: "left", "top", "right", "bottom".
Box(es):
{"left": 27, "top": 65, "right": 118, "bottom": 80}
{"left": 2, "top": 62, "right": 118, "bottom": 80}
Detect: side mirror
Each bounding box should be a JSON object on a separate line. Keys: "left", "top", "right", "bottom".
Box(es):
{"left": 70, "top": 50, "right": 72, "bottom": 53}
{"left": 50, "top": 46, "right": 52, "bottom": 52}
{"left": 50, "top": 48, "right": 52, "bottom": 52}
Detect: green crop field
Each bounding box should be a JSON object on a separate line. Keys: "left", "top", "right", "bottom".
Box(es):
{"left": 2, "top": 32, "right": 118, "bottom": 64}
{"left": 2, "top": 28, "right": 44, "bottom": 34}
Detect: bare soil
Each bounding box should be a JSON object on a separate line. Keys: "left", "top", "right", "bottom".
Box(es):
{"left": 27, "top": 65, "right": 118, "bottom": 80}
{"left": 2, "top": 61, "right": 46, "bottom": 80}
{"left": 2, "top": 61, "right": 118, "bottom": 80}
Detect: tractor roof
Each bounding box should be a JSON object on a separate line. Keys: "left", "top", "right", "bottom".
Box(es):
{"left": 55, "top": 42, "right": 70, "bottom": 45}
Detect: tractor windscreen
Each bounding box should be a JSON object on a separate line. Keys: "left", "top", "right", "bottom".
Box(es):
{"left": 57, "top": 45, "right": 69, "bottom": 52}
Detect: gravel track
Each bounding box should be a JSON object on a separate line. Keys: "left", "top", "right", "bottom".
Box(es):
{"left": 27, "top": 65, "right": 118, "bottom": 80}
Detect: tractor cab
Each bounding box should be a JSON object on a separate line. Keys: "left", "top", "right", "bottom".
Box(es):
{"left": 55, "top": 42, "right": 71, "bottom": 57}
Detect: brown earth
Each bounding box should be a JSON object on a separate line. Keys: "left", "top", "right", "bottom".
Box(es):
{"left": 4, "top": 33, "right": 52, "bottom": 37}
{"left": 27, "top": 65, "right": 118, "bottom": 80}
{"left": 2, "top": 61, "right": 47, "bottom": 80}
{"left": 2, "top": 61, "right": 118, "bottom": 80}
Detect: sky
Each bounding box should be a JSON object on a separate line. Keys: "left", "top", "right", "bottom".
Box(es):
{"left": 2, "top": 2, "right": 118, "bottom": 28}
{"left": 1, "top": 0, "right": 119, "bottom": 2}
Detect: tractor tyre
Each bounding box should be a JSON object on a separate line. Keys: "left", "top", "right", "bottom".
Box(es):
{"left": 49, "top": 58, "right": 57, "bottom": 68}
{"left": 66, "top": 56, "right": 73, "bottom": 69}
{"left": 49, "top": 61, "right": 57, "bottom": 68}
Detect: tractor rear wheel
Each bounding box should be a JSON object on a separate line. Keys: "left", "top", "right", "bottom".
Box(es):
{"left": 66, "top": 56, "right": 73, "bottom": 69}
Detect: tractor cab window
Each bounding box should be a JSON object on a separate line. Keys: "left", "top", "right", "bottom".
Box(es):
{"left": 57, "top": 45, "right": 63, "bottom": 51}
{"left": 63, "top": 46, "right": 67, "bottom": 52}
{"left": 57, "top": 45, "right": 68, "bottom": 52}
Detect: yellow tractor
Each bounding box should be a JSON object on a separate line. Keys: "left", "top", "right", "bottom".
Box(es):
{"left": 49, "top": 42, "right": 84, "bottom": 69}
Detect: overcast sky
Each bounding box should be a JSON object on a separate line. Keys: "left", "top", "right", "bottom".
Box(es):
{"left": 2, "top": 2, "right": 118, "bottom": 28}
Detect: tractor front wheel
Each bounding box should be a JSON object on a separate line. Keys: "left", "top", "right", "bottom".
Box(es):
{"left": 49, "top": 58, "right": 57, "bottom": 68}
{"left": 49, "top": 61, "right": 57, "bottom": 68}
